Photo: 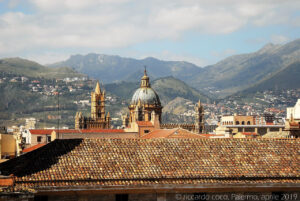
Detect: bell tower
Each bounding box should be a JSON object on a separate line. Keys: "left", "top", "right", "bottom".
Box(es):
{"left": 75, "top": 81, "right": 110, "bottom": 129}
{"left": 91, "top": 82, "right": 105, "bottom": 120}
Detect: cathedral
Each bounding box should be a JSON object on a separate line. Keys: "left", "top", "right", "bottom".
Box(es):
{"left": 128, "top": 69, "right": 163, "bottom": 123}
{"left": 74, "top": 69, "right": 204, "bottom": 133}
{"left": 75, "top": 82, "right": 110, "bottom": 129}
{"left": 123, "top": 69, "right": 205, "bottom": 134}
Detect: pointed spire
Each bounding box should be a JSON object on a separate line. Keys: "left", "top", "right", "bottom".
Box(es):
{"left": 198, "top": 100, "right": 201, "bottom": 107}
{"left": 144, "top": 65, "right": 147, "bottom": 76}
{"left": 107, "top": 112, "right": 110, "bottom": 118}
{"left": 95, "top": 81, "right": 101, "bottom": 94}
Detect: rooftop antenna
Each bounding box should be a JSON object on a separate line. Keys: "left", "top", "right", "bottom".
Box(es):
{"left": 56, "top": 80, "right": 60, "bottom": 138}
{"left": 43, "top": 95, "right": 46, "bottom": 129}
{"left": 58, "top": 90, "right": 60, "bottom": 134}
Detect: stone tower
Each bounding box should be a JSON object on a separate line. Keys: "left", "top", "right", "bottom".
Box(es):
{"left": 75, "top": 112, "right": 82, "bottom": 129}
{"left": 91, "top": 82, "right": 105, "bottom": 120}
{"left": 75, "top": 82, "right": 110, "bottom": 129}
{"left": 195, "top": 100, "right": 204, "bottom": 133}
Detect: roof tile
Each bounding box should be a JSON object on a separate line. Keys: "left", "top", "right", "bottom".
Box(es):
{"left": 0, "top": 138, "right": 299, "bottom": 190}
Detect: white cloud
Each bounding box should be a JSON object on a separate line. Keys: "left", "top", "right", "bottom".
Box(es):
{"left": 8, "top": 0, "right": 22, "bottom": 8}
{"left": 212, "top": 49, "right": 237, "bottom": 58}
{"left": 24, "top": 52, "right": 70, "bottom": 65}
{"left": 271, "top": 35, "right": 289, "bottom": 44}
{"left": 0, "top": 0, "right": 299, "bottom": 63}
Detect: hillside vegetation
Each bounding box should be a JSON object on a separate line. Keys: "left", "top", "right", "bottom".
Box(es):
{"left": 242, "top": 62, "right": 300, "bottom": 93}
{"left": 0, "top": 58, "right": 85, "bottom": 79}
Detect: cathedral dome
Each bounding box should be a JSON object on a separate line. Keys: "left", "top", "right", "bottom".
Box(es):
{"left": 130, "top": 68, "right": 161, "bottom": 106}
{"left": 131, "top": 87, "right": 161, "bottom": 105}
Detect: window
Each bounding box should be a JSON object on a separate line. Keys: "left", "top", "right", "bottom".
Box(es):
{"left": 47, "top": 136, "right": 51, "bottom": 142}
{"left": 242, "top": 121, "right": 245, "bottom": 125}
{"left": 236, "top": 121, "right": 240, "bottom": 125}
{"left": 247, "top": 121, "right": 251, "bottom": 125}
{"left": 116, "top": 194, "right": 128, "bottom": 201}
{"left": 37, "top": 136, "right": 42, "bottom": 143}
{"left": 144, "top": 130, "right": 150, "bottom": 134}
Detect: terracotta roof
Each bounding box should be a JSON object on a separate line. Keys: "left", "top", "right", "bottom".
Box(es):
{"left": 142, "top": 128, "right": 204, "bottom": 139}
{"left": 141, "top": 129, "right": 177, "bottom": 138}
{"left": 80, "top": 129, "right": 125, "bottom": 133}
{"left": 0, "top": 138, "right": 299, "bottom": 192}
{"left": 22, "top": 143, "right": 46, "bottom": 153}
{"left": 290, "top": 122, "right": 300, "bottom": 127}
{"left": 242, "top": 132, "right": 258, "bottom": 136}
{"left": 29, "top": 129, "right": 125, "bottom": 135}
{"left": 198, "top": 134, "right": 225, "bottom": 138}
{"left": 136, "top": 121, "right": 153, "bottom": 127}
{"left": 170, "top": 129, "right": 205, "bottom": 138}
{"left": 29, "top": 129, "right": 78, "bottom": 135}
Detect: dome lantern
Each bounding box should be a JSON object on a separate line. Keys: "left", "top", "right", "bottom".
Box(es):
{"left": 140, "top": 67, "right": 150, "bottom": 88}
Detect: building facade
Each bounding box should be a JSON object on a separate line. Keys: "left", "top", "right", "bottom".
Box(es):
{"left": 221, "top": 114, "right": 255, "bottom": 126}
{"left": 285, "top": 99, "right": 300, "bottom": 138}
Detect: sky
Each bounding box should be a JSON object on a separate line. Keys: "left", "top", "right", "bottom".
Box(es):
{"left": 0, "top": 0, "right": 299, "bottom": 66}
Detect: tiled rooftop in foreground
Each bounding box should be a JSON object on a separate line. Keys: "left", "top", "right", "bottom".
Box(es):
{"left": 0, "top": 138, "right": 299, "bottom": 193}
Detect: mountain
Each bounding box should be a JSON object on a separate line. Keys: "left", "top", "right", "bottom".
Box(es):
{"left": 189, "top": 39, "right": 300, "bottom": 97}
{"left": 104, "top": 76, "right": 210, "bottom": 105}
{"left": 49, "top": 38, "right": 300, "bottom": 98}
{"left": 49, "top": 54, "right": 203, "bottom": 83}
{"left": 0, "top": 82, "right": 41, "bottom": 120}
{"left": 162, "top": 97, "right": 192, "bottom": 115}
{"left": 0, "top": 57, "right": 85, "bottom": 79}
{"left": 241, "top": 61, "right": 300, "bottom": 93}
{"left": 162, "top": 97, "right": 195, "bottom": 123}
{"left": 151, "top": 77, "right": 210, "bottom": 105}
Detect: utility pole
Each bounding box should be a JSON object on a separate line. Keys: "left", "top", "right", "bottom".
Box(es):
{"left": 56, "top": 80, "right": 60, "bottom": 139}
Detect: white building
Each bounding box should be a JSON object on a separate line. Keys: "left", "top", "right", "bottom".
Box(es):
{"left": 286, "top": 99, "right": 300, "bottom": 120}
{"left": 21, "top": 118, "right": 37, "bottom": 145}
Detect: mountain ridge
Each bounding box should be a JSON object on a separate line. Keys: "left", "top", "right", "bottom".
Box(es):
{"left": 188, "top": 38, "right": 300, "bottom": 97}
{"left": 240, "top": 61, "right": 300, "bottom": 93}
{"left": 48, "top": 53, "right": 204, "bottom": 83}
{"left": 48, "top": 38, "right": 300, "bottom": 98}
{"left": 0, "top": 57, "right": 85, "bottom": 79}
